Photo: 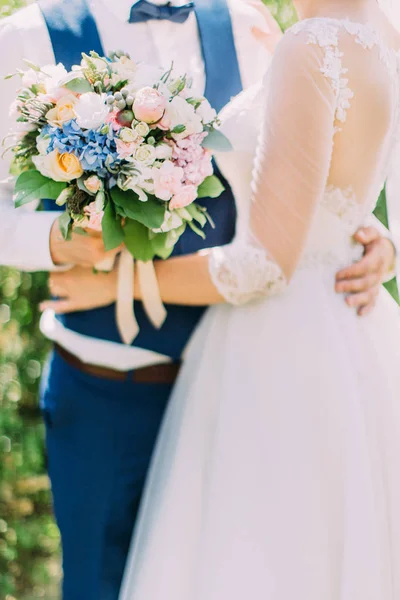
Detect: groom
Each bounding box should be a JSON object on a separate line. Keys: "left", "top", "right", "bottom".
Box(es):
{"left": 0, "top": 1, "right": 396, "bottom": 598}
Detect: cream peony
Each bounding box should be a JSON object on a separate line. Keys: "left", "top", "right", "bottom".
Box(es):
{"left": 165, "top": 96, "right": 203, "bottom": 139}
{"left": 74, "top": 92, "right": 109, "bottom": 130}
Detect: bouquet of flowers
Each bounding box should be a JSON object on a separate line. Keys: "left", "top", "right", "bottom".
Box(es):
{"left": 5, "top": 51, "right": 231, "bottom": 342}
{"left": 6, "top": 52, "right": 231, "bottom": 258}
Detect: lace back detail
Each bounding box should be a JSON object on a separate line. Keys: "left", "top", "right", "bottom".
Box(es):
{"left": 289, "top": 18, "right": 400, "bottom": 130}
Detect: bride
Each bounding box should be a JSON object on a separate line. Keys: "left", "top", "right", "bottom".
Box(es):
{"left": 119, "top": 0, "right": 400, "bottom": 597}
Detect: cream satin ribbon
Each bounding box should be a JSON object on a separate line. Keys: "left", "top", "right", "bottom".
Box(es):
{"left": 115, "top": 248, "right": 167, "bottom": 345}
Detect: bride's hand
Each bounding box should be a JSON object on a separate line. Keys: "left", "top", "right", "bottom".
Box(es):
{"left": 248, "top": 1, "right": 283, "bottom": 54}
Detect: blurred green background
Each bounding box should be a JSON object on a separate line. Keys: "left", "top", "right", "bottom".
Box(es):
{"left": 0, "top": 1, "right": 395, "bottom": 599}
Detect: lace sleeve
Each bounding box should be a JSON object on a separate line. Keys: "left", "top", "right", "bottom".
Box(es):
{"left": 209, "top": 23, "right": 338, "bottom": 305}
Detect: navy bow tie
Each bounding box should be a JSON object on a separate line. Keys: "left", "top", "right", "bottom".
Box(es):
{"left": 129, "top": 0, "right": 194, "bottom": 23}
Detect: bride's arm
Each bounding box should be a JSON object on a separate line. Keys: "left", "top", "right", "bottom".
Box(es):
{"left": 152, "top": 32, "right": 337, "bottom": 307}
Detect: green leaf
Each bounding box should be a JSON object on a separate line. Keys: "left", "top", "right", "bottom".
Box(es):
{"left": 186, "top": 203, "right": 207, "bottom": 227}
{"left": 186, "top": 97, "right": 202, "bottom": 110}
{"left": 197, "top": 175, "right": 225, "bottom": 199}
{"left": 14, "top": 170, "right": 67, "bottom": 208}
{"left": 58, "top": 211, "right": 72, "bottom": 240}
{"left": 123, "top": 219, "right": 155, "bottom": 262}
{"left": 23, "top": 59, "right": 41, "bottom": 72}
{"left": 64, "top": 77, "right": 93, "bottom": 94}
{"left": 101, "top": 201, "right": 125, "bottom": 251}
{"left": 188, "top": 221, "right": 206, "bottom": 239}
{"left": 202, "top": 129, "right": 233, "bottom": 152}
{"left": 171, "top": 124, "right": 186, "bottom": 134}
{"left": 150, "top": 232, "right": 174, "bottom": 259}
{"left": 111, "top": 188, "right": 165, "bottom": 229}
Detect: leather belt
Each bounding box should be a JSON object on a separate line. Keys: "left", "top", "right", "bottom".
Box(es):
{"left": 54, "top": 343, "right": 181, "bottom": 385}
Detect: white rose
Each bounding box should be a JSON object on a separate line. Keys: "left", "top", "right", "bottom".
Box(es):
{"left": 36, "top": 135, "right": 51, "bottom": 155}
{"left": 74, "top": 92, "right": 109, "bottom": 130}
{"left": 120, "top": 127, "right": 140, "bottom": 143}
{"left": 135, "top": 144, "right": 156, "bottom": 166}
{"left": 196, "top": 98, "right": 217, "bottom": 124}
{"left": 135, "top": 122, "right": 150, "bottom": 137}
{"left": 165, "top": 96, "right": 203, "bottom": 139}
{"left": 155, "top": 143, "right": 173, "bottom": 160}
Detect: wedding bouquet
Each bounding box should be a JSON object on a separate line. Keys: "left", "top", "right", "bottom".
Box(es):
{"left": 6, "top": 51, "right": 231, "bottom": 263}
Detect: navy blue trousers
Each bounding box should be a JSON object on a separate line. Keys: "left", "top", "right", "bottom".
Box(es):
{"left": 41, "top": 350, "right": 172, "bottom": 600}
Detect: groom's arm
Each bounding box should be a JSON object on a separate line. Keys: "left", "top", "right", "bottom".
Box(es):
{"left": 40, "top": 231, "right": 395, "bottom": 314}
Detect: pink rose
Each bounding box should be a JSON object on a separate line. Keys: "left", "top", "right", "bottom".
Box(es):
{"left": 133, "top": 87, "right": 166, "bottom": 124}
{"left": 84, "top": 175, "right": 102, "bottom": 194}
{"left": 169, "top": 185, "right": 198, "bottom": 210}
{"left": 116, "top": 139, "right": 138, "bottom": 158}
{"left": 152, "top": 161, "right": 184, "bottom": 201}
{"left": 82, "top": 202, "right": 104, "bottom": 232}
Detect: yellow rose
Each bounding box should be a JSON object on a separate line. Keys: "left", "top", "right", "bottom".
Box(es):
{"left": 46, "top": 94, "right": 77, "bottom": 127}
{"left": 45, "top": 150, "right": 83, "bottom": 182}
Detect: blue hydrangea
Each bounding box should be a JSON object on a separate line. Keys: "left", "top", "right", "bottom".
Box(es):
{"left": 43, "top": 120, "right": 121, "bottom": 179}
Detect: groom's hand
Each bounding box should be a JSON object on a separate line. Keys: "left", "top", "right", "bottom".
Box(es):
{"left": 40, "top": 265, "right": 118, "bottom": 313}
{"left": 49, "top": 218, "right": 122, "bottom": 267}
{"left": 335, "top": 227, "right": 396, "bottom": 316}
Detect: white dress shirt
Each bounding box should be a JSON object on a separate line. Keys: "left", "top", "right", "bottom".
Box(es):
{"left": 0, "top": 0, "right": 272, "bottom": 369}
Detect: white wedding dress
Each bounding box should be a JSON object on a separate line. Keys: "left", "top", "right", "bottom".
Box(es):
{"left": 120, "top": 18, "right": 400, "bottom": 600}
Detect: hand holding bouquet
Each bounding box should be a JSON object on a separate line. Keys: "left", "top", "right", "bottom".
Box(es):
{"left": 6, "top": 51, "right": 231, "bottom": 342}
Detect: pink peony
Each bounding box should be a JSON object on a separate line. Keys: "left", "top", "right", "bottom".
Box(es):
{"left": 82, "top": 202, "right": 104, "bottom": 232}
{"left": 133, "top": 87, "right": 166, "bottom": 124}
{"left": 152, "top": 161, "right": 184, "bottom": 201}
{"left": 169, "top": 185, "right": 198, "bottom": 209}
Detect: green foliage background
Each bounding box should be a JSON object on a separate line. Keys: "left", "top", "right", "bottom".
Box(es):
{"left": 0, "top": 0, "right": 395, "bottom": 598}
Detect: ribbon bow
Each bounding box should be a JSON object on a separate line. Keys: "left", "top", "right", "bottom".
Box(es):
{"left": 129, "top": 0, "right": 194, "bottom": 23}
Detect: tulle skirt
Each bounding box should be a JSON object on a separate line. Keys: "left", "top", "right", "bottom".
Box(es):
{"left": 120, "top": 264, "right": 400, "bottom": 600}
